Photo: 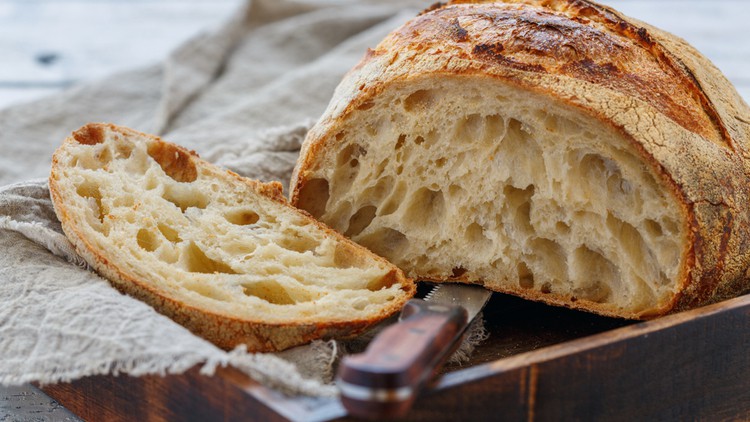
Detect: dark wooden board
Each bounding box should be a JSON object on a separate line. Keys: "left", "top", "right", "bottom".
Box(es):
{"left": 41, "top": 291, "right": 750, "bottom": 421}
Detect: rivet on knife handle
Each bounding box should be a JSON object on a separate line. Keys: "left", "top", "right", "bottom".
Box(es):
{"left": 336, "top": 298, "right": 468, "bottom": 419}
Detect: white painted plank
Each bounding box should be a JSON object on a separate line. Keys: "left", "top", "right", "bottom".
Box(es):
{"left": 605, "top": 0, "right": 750, "bottom": 100}
{"left": 0, "top": 86, "right": 62, "bottom": 106}
{"left": 0, "top": 0, "right": 242, "bottom": 107}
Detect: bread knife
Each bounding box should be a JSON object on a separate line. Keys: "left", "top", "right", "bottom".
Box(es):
{"left": 336, "top": 283, "right": 492, "bottom": 419}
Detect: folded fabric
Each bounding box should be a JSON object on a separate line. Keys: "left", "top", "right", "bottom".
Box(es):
{"left": 0, "top": 0, "right": 486, "bottom": 396}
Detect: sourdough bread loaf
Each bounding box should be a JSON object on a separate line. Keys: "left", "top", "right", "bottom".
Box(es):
{"left": 49, "top": 123, "right": 415, "bottom": 351}
{"left": 290, "top": 0, "right": 750, "bottom": 318}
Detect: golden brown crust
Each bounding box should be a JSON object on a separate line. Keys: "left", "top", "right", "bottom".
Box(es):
{"left": 290, "top": 0, "right": 750, "bottom": 319}
{"left": 403, "top": 0, "right": 728, "bottom": 145}
{"left": 50, "top": 123, "right": 415, "bottom": 352}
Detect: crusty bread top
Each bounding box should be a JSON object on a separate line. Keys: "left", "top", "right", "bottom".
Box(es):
{"left": 437, "top": 0, "right": 735, "bottom": 144}
{"left": 49, "top": 123, "right": 415, "bottom": 350}
{"left": 290, "top": 0, "right": 750, "bottom": 318}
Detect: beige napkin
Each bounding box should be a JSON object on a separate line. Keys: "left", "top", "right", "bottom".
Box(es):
{"left": 0, "top": 0, "right": 487, "bottom": 396}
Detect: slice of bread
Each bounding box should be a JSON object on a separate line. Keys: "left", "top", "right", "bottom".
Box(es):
{"left": 290, "top": 1, "right": 750, "bottom": 319}
{"left": 49, "top": 123, "right": 414, "bottom": 352}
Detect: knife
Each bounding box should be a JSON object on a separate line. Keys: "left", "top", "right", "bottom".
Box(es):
{"left": 336, "top": 283, "right": 492, "bottom": 419}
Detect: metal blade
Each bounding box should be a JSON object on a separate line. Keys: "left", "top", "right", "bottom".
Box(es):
{"left": 423, "top": 283, "right": 492, "bottom": 320}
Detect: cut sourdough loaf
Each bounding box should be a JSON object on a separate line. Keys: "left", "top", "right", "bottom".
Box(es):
{"left": 290, "top": 0, "right": 750, "bottom": 319}
{"left": 49, "top": 123, "right": 414, "bottom": 352}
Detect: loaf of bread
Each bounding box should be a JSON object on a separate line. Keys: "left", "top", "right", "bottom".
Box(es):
{"left": 49, "top": 123, "right": 414, "bottom": 351}
{"left": 290, "top": 0, "right": 750, "bottom": 319}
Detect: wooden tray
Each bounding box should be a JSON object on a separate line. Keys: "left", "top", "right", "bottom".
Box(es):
{"left": 41, "top": 291, "right": 750, "bottom": 421}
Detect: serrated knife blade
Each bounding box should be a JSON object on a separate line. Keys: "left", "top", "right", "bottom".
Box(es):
{"left": 423, "top": 283, "right": 492, "bottom": 321}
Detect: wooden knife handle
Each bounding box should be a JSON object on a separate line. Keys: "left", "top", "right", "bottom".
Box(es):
{"left": 337, "top": 299, "right": 468, "bottom": 419}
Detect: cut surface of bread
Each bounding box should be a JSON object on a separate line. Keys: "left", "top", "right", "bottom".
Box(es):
{"left": 49, "top": 123, "right": 414, "bottom": 351}
{"left": 291, "top": 0, "right": 750, "bottom": 319}
{"left": 295, "top": 77, "right": 685, "bottom": 317}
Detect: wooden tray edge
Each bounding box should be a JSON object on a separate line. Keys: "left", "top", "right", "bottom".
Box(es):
{"left": 42, "top": 294, "right": 750, "bottom": 421}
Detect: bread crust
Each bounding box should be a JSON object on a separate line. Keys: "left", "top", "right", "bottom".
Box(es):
{"left": 50, "top": 123, "right": 415, "bottom": 351}
{"left": 290, "top": 0, "right": 750, "bottom": 318}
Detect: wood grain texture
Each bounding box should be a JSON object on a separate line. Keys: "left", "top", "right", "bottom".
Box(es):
{"left": 41, "top": 292, "right": 750, "bottom": 421}
{"left": 41, "top": 366, "right": 346, "bottom": 422}
{"left": 411, "top": 293, "right": 750, "bottom": 421}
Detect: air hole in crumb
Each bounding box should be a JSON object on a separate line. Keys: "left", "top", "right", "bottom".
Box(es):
{"left": 346, "top": 205, "right": 377, "bottom": 237}
{"left": 337, "top": 143, "right": 366, "bottom": 166}
{"left": 350, "top": 159, "right": 359, "bottom": 167}
{"left": 644, "top": 219, "right": 663, "bottom": 237}
{"left": 357, "top": 100, "right": 374, "bottom": 110}
{"left": 607, "top": 214, "right": 648, "bottom": 266}
{"left": 571, "top": 246, "right": 616, "bottom": 303}
{"left": 224, "top": 241, "right": 257, "bottom": 257}
{"left": 115, "top": 142, "right": 133, "bottom": 159}
{"left": 136, "top": 228, "right": 159, "bottom": 252}
{"left": 484, "top": 115, "right": 505, "bottom": 140}
{"left": 357, "top": 228, "right": 408, "bottom": 260}
{"left": 465, "top": 222, "right": 488, "bottom": 244}
{"left": 379, "top": 182, "right": 407, "bottom": 216}
{"left": 518, "top": 262, "right": 534, "bottom": 288}
{"left": 360, "top": 176, "right": 394, "bottom": 204}
{"left": 147, "top": 142, "right": 197, "bottom": 183}
{"left": 225, "top": 210, "right": 260, "bottom": 226}
{"left": 184, "top": 281, "right": 229, "bottom": 302}
{"left": 184, "top": 242, "right": 237, "bottom": 274}
{"left": 94, "top": 146, "right": 113, "bottom": 165}
{"left": 277, "top": 231, "right": 320, "bottom": 254}
{"left": 76, "top": 182, "right": 105, "bottom": 224}
{"left": 606, "top": 171, "right": 632, "bottom": 200}
{"left": 544, "top": 115, "right": 558, "bottom": 132}
{"left": 366, "top": 269, "right": 399, "bottom": 291}
{"left": 556, "top": 221, "right": 571, "bottom": 235}
{"left": 505, "top": 118, "right": 528, "bottom": 143}
{"left": 158, "top": 224, "right": 181, "bottom": 242}
{"left": 403, "top": 89, "right": 435, "bottom": 112}
{"left": 144, "top": 174, "right": 160, "bottom": 191}
{"left": 435, "top": 157, "right": 447, "bottom": 167}
{"left": 529, "top": 238, "right": 567, "bottom": 280}
{"left": 414, "top": 135, "right": 425, "bottom": 145}
{"left": 242, "top": 281, "right": 296, "bottom": 305}
{"left": 504, "top": 185, "right": 534, "bottom": 234}
{"left": 455, "top": 113, "right": 483, "bottom": 141}
{"left": 451, "top": 266, "right": 467, "bottom": 278}
{"left": 296, "top": 178, "right": 330, "bottom": 219}
{"left": 540, "top": 282, "right": 552, "bottom": 294}
{"left": 163, "top": 186, "right": 208, "bottom": 212}
{"left": 573, "top": 280, "right": 611, "bottom": 303}
{"left": 395, "top": 134, "right": 406, "bottom": 150}
{"left": 662, "top": 218, "right": 679, "bottom": 235}
{"left": 448, "top": 184, "right": 464, "bottom": 198}
{"left": 403, "top": 187, "right": 445, "bottom": 229}
{"left": 352, "top": 299, "right": 368, "bottom": 310}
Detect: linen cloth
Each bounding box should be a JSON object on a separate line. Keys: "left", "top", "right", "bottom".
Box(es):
{"left": 0, "top": 0, "right": 487, "bottom": 396}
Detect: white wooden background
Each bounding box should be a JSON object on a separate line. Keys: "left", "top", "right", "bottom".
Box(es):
{"left": 0, "top": 0, "right": 748, "bottom": 420}
{"left": 0, "top": 0, "right": 242, "bottom": 108}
